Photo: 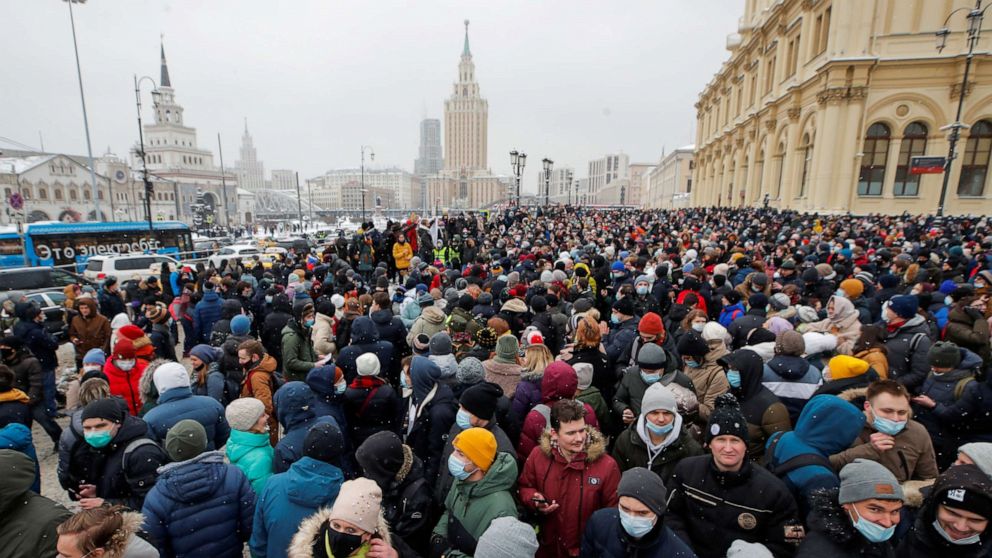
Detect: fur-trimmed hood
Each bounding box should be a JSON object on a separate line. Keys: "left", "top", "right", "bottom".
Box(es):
{"left": 114, "top": 511, "right": 160, "bottom": 558}
{"left": 138, "top": 358, "right": 170, "bottom": 404}
{"left": 287, "top": 506, "right": 392, "bottom": 558}
{"left": 537, "top": 425, "right": 607, "bottom": 462}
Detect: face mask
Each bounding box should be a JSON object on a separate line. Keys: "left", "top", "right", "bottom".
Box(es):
{"left": 619, "top": 509, "right": 656, "bottom": 538}
{"left": 645, "top": 420, "right": 674, "bottom": 437}
{"left": 456, "top": 408, "right": 473, "bottom": 430}
{"left": 726, "top": 369, "right": 742, "bottom": 388}
{"left": 265, "top": 295, "right": 273, "bottom": 304}
{"left": 684, "top": 359, "right": 700, "bottom": 369}
{"left": 933, "top": 518, "right": 983, "bottom": 545}
{"left": 325, "top": 529, "right": 366, "bottom": 558}
{"left": 117, "top": 359, "right": 136, "bottom": 371}
{"left": 400, "top": 374, "right": 410, "bottom": 389}
{"left": 84, "top": 429, "right": 114, "bottom": 448}
{"left": 835, "top": 289, "right": 847, "bottom": 298}
{"left": 945, "top": 296, "right": 954, "bottom": 306}
{"left": 752, "top": 285, "right": 763, "bottom": 292}
{"left": 871, "top": 411, "right": 907, "bottom": 436}
{"left": 851, "top": 506, "right": 896, "bottom": 543}
{"left": 690, "top": 322, "right": 706, "bottom": 333}
{"left": 447, "top": 454, "right": 475, "bottom": 481}
{"left": 334, "top": 382, "right": 346, "bottom": 395}
{"left": 977, "top": 281, "right": 986, "bottom": 289}
{"left": 611, "top": 315, "right": 620, "bottom": 325}
{"left": 636, "top": 286, "right": 649, "bottom": 295}
{"left": 640, "top": 371, "right": 661, "bottom": 385}
{"left": 304, "top": 318, "right": 315, "bottom": 328}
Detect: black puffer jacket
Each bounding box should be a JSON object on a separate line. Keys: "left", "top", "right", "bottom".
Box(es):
{"left": 897, "top": 464, "right": 992, "bottom": 558}
{"left": 797, "top": 487, "right": 897, "bottom": 557}
{"left": 881, "top": 315, "right": 933, "bottom": 394}
{"left": 343, "top": 377, "right": 403, "bottom": 449}
{"left": 261, "top": 295, "right": 292, "bottom": 365}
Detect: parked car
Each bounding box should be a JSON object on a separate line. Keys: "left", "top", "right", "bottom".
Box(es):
{"left": 207, "top": 245, "right": 262, "bottom": 268}
{"left": 0, "top": 266, "right": 91, "bottom": 292}
{"left": 23, "top": 289, "right": 70, "bottom": 340}
{"left": 83, "top": 254, "right": 180, "bottom": 283}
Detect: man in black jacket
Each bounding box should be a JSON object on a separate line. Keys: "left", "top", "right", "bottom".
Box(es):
{"left": 261, "top": 293, "right": 292, "bottom": 369}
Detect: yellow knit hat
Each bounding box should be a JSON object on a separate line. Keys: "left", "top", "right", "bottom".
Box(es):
{"left": 840, "top": 278, "right": 864, "bottom": 299}
{"left": 829, "top": 355, "right": 869, "bottom": 379}
{"left": 453, "top": 427, "right": 497, "bottom": 472}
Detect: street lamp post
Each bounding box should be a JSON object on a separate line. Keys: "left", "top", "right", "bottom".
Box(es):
{"left": 361, "top": 145, "right": 374, "bottom": 223}
{"left": 542, "top": 158, "right": 553, "bottom": 206}
{"left": 65, "top": 0, "right": 101, "bottom": 221}
{"left": 509, "top": 150, "right": 526, "bottom": 206}
{"left": 935, "top": 0, "right": 988, "bottom": 217}
{"left": 565, "top": 169, "right": 573, "bottom": 206}
{"left": 133, "top": 75, "right": 157, "bottom": 237}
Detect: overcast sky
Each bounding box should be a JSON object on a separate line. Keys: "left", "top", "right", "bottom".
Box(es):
{"left": 2, "top": 1, "right": 739, "bottom": 193}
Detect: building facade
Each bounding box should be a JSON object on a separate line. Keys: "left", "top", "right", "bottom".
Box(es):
{"left": 627, "top": 163, "right": 652, "bottom": 207}
{"left": 271, "top": 169, "right": 296, "bottom": 191}
{"left": 646, "top": 146, "right": 694, "bottom": 209}
{"left": 585, "top": 153, "right": 630, "bottom": 205}
{"left": 235, "top": 121, "right": 266, "bottom": 192}
{"left": 414, "top": 118, "right": 444, "bottom": 176}
{"left": 310, "top": 168, "right": 419, "bottom": 211}
{"left": 692, "top": 0, "right": 992, "bottom": 215}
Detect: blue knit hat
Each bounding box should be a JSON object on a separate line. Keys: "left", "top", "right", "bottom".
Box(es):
{"left": 889, "top": 295, "right": 919, "bottom": 320}
{"left": 231, "top": 314, "right": 251, "bottom": 336}
{"left": 878, "top": 274, "right": 900, "bottom": 289}
{"left": 611, "top": 261, "right": 625, "bottom": 272}
{"left": 82, "top": 348, "right": 105, "bottom": 366}
{"left": 939, "top": 280, "right": 958, "bottom": 295}
{"left": 190, "top": 344, "right": 222, "bottom": 365}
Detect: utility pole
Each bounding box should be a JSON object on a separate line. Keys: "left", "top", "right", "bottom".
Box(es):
{"left": 66, "top": 0, "right": 101, "bottom": 220}
{"left": 134, "top": 75, "right": 155, "bottom": 236}
{"left": 295, "top": 172, "right": 304, "bottom": 233}
{"left": 217, "top": 133, "right": 229, "bottom": 228}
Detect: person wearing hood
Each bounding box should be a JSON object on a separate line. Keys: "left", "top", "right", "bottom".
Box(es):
{"left": 898, "top": 464, "right": 992, "bottom": 557}
{"left": 484, "top": 334, "right": 524, "bottom": 398}
{"left": 472, "top": 291, "right": 498, "bottom": 321}
{"left": 69, "top": 297, "right": 112, "bottom": 364}
{"left": 612, "top": 382, "right": 702, "bottom": 482}
{"left": 344, "top": 353, "right": 403, "bottom": 449}
{"left": 142, "top": 362, "right": 230, "bottom": 450}
{"left": 575, "top": 361, "right": 612, "bottom": 434}
{"left": 719, "top": 291, "right": 746, "bottom": 328}
{"left": 63, "top": 398, "right": 167, "bottom": 510}
{"left": 189, "top": 343, "right": 226, "bottom": 404}
{"left": 261, "top": 293, "right": 293, "bottom": 368}
{"left": 56, "top": 504, "right": 159, "bottom": 558}
{"left": 192, "top": 282, "right": 224, "bottom": 344}
{"left": 273, "top": 381, "right": 338, "bottom": 473}
{"left": 400, "top": 290, "right": 427, "bottom": 329}
{"left": 614, "top": 343, "right": 679, "bottom": 427}
{"left": 0, "top": 335, "right": 64, "bottom": 446}
{"left": 281, "top": 301, "right": 319, "bottom": 382}
{"left": 306, "top": 363, "right": 349, "bottom": 436}
{"left": 337, "top": 316, "right": 395, "bottom": 384}
{"left": 879, "top": 294, "right": 933, "bottom": 393}
{"left": 370, "top": 292, "right": 410, "bottom": 372}
{"left": 141, "top": 419, "right": 255, "bottom": 558}
{"left": 103, "top": 338, "right": 149, "bottom": 416}
{"left": 405, "top": 355, "right": 458, "bottom": 483}
{"left": 0, "top": 449, "right": 70, "bottom": 557}
{"left": 677, "top": 331, "right": 730, "bottom": 422}
{"left": 665, "top": 394, "right": 798, "bottom": 557}
{"left": 406, "top": 300, "right": 447, "bottom": 349}
{"left": 428, "top": 331, "right": 459, "bottom": 381}
{"left": 220, "top": 403, "right": 271, "bottom": 487}
{"left": 765, "top": 394, "right": 866, "bottom": 519}
{"left": 117, "top": 323, "right": 157, "bottom": 363}
{"left": 604, "top": 297, "right": 640, "bottom": 374}
{"left": 519, "top": 399, "right": 620, "bottom": 558}
{"left": 727, "top": 293, "right": 771, "bottom": 350}
{"left": 311, "top": 300, "right": 337, "bottom": 358}
{"left": 721, "top": 349, "right": 791, "bottom": 463}
{"left": 1, "top": 422, "right": 39, "bottom": 495}
{"left": 806, "top": 295, "right": 862, "bottom": 355}
{"left": 0, "top": 365, "right": 31, "bottom": 428}
{"left": 144, "top": 302, "right": 177, "bottom": 362}
{"left": 517, "top": 360, "right": 600, "bottom": 460}
{"left": 762, "top": 330, "right": 822, "bottom": 424}
{"left": 239, "top": 339, "right": 280, "bottom": 446}
{"left": 797, "top": 459, "right": 905, "bottom": 557}
{"left": 251, "top": 421, "right": 346, "bottom": 558}
{"left": 430, "top": 428, "right": 519, "bottom": 558}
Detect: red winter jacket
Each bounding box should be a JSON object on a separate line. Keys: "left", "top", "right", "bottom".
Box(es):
{"left": 519, "top": 427, "right": 620, "bottom": 558}
{"left": 517, "top": 361, "right": 599, "bottom": 459}
{"left": 103, "top": 359, "right": 149, "bottom": 416}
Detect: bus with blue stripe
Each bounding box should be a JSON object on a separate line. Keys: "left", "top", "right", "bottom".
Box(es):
{"left": 0, "top": 221, "right": 193, "bottom": 271}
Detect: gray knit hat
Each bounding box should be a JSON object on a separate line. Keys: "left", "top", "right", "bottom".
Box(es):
{"left": 430, "top": 332, "right": 453, "bottom": 356}
{"left": 495, "top": 335, "right": 518, "bottom": 363}
{"left": 641, "top": 383, "right": 678, "bottom": 416}
{"left": 475, "top": 517, "right": 539, "bottom": 558}
{"left": 838, "top": 458, "right": 904, "bottom": 504}
{"left": 796, "top": 305, "right": 820, "bottom": 324}
{"left": 769, "top": 293, "right": 791, "bottom": 311}
{"left": 959, "top": 443, "right": 992, "bottom": 478}
{"left": 456, "top": 357, "right": 486, "bottom": 385}
{"left": 637, "top": 343, "right": 667, "bottom": 369}
{"left": 617, "top": 467, "right": 668, "bottom": 516}
{"left": 928, "top": 341, "right": 962, "bottom": 369}
{"left": 225, "top": 397, "right": 265, "bottom": 431}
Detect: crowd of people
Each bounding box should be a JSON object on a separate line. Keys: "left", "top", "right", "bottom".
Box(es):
{"left": 1, "top": 205, "right": 992, "bottom": 557}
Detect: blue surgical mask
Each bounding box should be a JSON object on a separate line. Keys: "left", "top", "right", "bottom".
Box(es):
{"left": 726, "top": 369, "right": 742, "bottom": 388}
{"left": 945, "top": 295, "right": 954, "bottom": 306}
{"left": 401, "top": 373, "right": 410, "bottom": 389}
{"left": 619, "top": 509, "right": 656, "bottom": 538}
{"left": 645, "top": 420, "right": 674, "bottom": 437}
{"left": 684, "top": 359, "right": 700, "bottom": 369}
{"left": 456, "top": 408, "right": 473, "bottom": 430}
{"left": 933, "top": 518, "right": 982, "bottom": 545}
{"left": 851, "top": 507, "right": 896, "bottom": 543}
{"left": 304, "top": 318, "right": 315, "bottom": 328}
{"left": 611, "top": 315, "right": 620, "bottom": 325}
{"left": 636, "top": 286, "right": 649, "bottom": 296}
{"left": 334, "top": 382, "right": 346, "bottom": 395}
{"left": 835, "top": 289, "right": 847, "bottom": 298}
{"left": 447, "top": 454, "right": 474, "bottom": 481}
{"left": 871, "top": 408, "right": 906, "bottom": 436}
{"left": 640, "top": 371, "right": 661, "bottom": 385}
{"left": 265, "top": 295, "right": 273, "bottom": 304}
{"left": 84, "top": 430, "right": 113, "bottom": 448}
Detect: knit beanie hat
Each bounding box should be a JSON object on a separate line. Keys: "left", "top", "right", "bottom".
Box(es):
{"left": 83, "top": 348, "right": 106, "bottom": 367}
{"left": 838, "top": 458, "right": 904, "bottom": 504}
{"left": 475, "top": 517, "right": 539, "bottom": 558}
{"left": 153, "top": 362, "right": 191, "bottom": 393}
{"left": 637, "top": 343, "right": 667, "bottom": 369}
{"left": 724, "top": 291, "right": 742, "bottom": 305}
{"left": 231, "top": 315, "right": 251, "bottom": 336}
{"left": 574, "top": 362, "right": 594, "bottom": 391}
{"left": 225, "top": 397, "right": 265, "bottom": 431}
{"left": 304, "top": 421, "right": 346, "bottom": 464}
{"left": 613, "top": 297, "right": 635, "bottom": 317}
{"left": 878, "top": 274, "right": 900, "bottom": 289}
{"left": 476, "top": 327, "right": 498, "bottom": 349}
{"left": 840, "top": 278, "right": 864, "bottom": 299}
{"left": 430, "top": 332, "right": 453, "bottom": 356}
{"left": 928, "top": 341, "right": 962, "bottom": 369}
{"left": 796, "top": 305, "right": 820, "bottom": 324}
{"left": 959, "top": 443, "right": 992, "bottom": 478}
{"left": 888, "top": 295, "right": 919, "bottom": 320}
{"left": 118, "top": 324, "right": 151, "bottom": 350}
{"left": 81, "top": 398, "right": 125, "bottom": 423}
{"left": 748, "top": 293, "right": 769, "bottom": 311}
{"left": 328, "top": 478, "right": 383, "bottom": 534}
{"left": 573, "top": 298, "right": 593, "bottom": 314}
{"left": 618, "top": 467, "right": 668, "bottom": 516}
{"left": 638, "top": 312, "right": 664, "bottom": 336}
{"left": 727, "top": 541, "right": 774, "bottom": 558}
{"left": 189, "top": 344, "right": 222, "bottom": 365}
{"left": 144, "top": 303, "right": 168, "bottom": 324}
{"left": 523, "top": 329, "right": 544, "bottom": 347}
{"left": 827, "top": 355, "right": 870, "bottom": 380}
{"left": 453, "top": 427, "right": 498, "bottom": 472}
{"left": 747, "top": 327, "right": 776, "bottom": 346}
{"left": 936, "top": 466, "right": 992, "bottom": 519}
{"left": 355, "top": 431, "right": 413, "bottom": 489}
{"left": 413, "top": 333, "right": 431, "bottom": 354}
{"left": 165, "top": 419, "right": 208, "bottom": 462}
{"left": 706, "top": 393, "right": 749, "bottom": 444}
{"left": 641, "top": 383, "right": 678, "bottom": 416}
{"left": 356, "top": 353, "right": 381, "bottom": 377}
{"left": 677, "top": 331, "right": 709, "bottom": 359}
{"left": 495, "top": 335, "right": 518, "bottom": 364}
{"left": 112, "top": 338, "right": 137, "bottom": 361}
{"left": 460, "top": 382, "right": 503, "bottom": 421}
{"left": 769, "top": 293, "right": 791, "bottom": 311}
{"left": 456, "top": 357, "right": 486, "bottom": 385}
{"left": 530, "top": 296, "right": 548, "bottom": 314}
{"left": 774, "top": 330, "right": 805, "bottom": 357}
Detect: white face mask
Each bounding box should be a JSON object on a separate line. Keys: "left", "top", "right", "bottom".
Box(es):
{"left": 117, "top": 359, "right": 136, "bottom": 371}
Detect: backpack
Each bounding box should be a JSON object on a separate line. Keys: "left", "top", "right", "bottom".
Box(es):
{"left": 765, "top": 432, "right": 833, "bottom": 478}
{"left": 121, "top": 438, "right": 166, "bottom": 485}
{"left": 222, "top": 371, "right": 243, "bottom": 406}
{"left": 209, "top": 329, "right": 230, "bottom": 348}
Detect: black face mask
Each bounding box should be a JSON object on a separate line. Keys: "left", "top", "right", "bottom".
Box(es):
{"left": 325, "top": 528, "right": 365, "bottom": 558}
{"left": 0, "top": 348, "right": 14, "bottom": 361}
{"left": 242, "top": 359, "right": 257, "bottom": 372}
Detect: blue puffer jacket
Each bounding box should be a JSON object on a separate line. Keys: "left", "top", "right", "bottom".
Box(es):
{"left": 719, "top": 302, "right": 746, "bottom": 328}
{"left": 336, "top": 317, "right": 395, "bottom": 382}
{"left": 143, "top": 387, "right": 231, "bottom": 450}
{"left": 142, "top": 451, "right": 255, "bottom": 558}
{"left": 192, "top": 290, "right": 224, "bottom": 344}
{"left": 273, "top": 382, "right": 339, "bottom": 473}
{"left": 249, "top": 456, "right": 344, "bottom": 558}
{"left": 0, "top": 423, "right": 39, "bottom": 494}
{"left": 766, "top": 394, "right": 864, "bottom": 517}
{"left": 306, "top": 365, "right": 348, "bottom": 432}
{"left": 762, "top": 355, "right": 823, "bottom": 424}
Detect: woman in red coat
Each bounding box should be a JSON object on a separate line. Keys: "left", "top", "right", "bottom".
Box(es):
{"left": 102, "top": 338, "right": 149, "bottom": 416}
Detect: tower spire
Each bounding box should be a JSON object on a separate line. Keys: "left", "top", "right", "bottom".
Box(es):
{"left": 462, "top": 19, "right": 471, "bottom": 57}
{"left": 160, "top": 35, "right": 171, "bottom": 87}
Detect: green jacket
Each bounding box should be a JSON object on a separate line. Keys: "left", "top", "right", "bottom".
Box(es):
{"left": 225, "top": 429, "right": 275, "bottom": 495}
{"left": 433, "top": 451, "right": 519, "bottom": 557}
{"left": 281, "top": 320, "right": 317, "bottom": 381}
{"left": 576, "top": 386, "right": 612, "bottom": 435}
{"left": 0, "top": 450, "right": 71, "bottom": 558}
{"left": 612, "top": 422, "right": 702, "bottom": 482}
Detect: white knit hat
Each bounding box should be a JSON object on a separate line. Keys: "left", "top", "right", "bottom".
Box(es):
{"left": 475, "top": 517, "right": 539, "bottom": 558}
{"left": 225, "top": 397, "right": 265, "bottom": 431}
{"left": 573, "top": 362, "right": 594, "bottom": 391}
{"left": 153, "top": 362, "right": 191, "bottom": 394}
{"left": 641, "top": 383, "right": 678, "bottom": 415}
{"left": 329, "top": 478, "right": 383, "bottom": 533}
{"left": 356, "top": 353, "right": 381, "bottom": 377}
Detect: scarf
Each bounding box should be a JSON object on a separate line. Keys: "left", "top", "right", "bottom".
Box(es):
{"left": 349, "top": 376, "right": 385, "bottom": 390}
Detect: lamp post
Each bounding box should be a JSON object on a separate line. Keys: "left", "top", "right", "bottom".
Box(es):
{"left": 935, "top": 0, "right": 988, "bottom": 217}
{"left": 361, "top": 145, "right": 374, "bottom": 223}
{"left": 542, "top": 158, "right": 553, "bottom": 206}
{"left": 133, "top": 75, "right": 157, "bottom": 237}
{"left": 65, "top": 0, "right": 101, "bottom": 221}
{"left": 509, "top": 149, "right": 526, "bottom": 206}
{"left": 565, "top": 169, "right": 573, "bottom": 206}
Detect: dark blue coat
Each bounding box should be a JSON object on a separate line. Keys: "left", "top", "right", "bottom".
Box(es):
{"left": 0, "top": 394, "right": 31, "bottom": 430}
{"left": 249, "top": 456, "right": 344, "bottom": 558}
{"left": 273, "top": 382, "right": 339, "bottom": 473}
{"left": 12, "top": 319, "right": 59, "bottom": 372}
{"left": 143, "top": 387, "right": 230, "bottom": 450}
{"left": 0, "top": 423, "right": 40, "bottom": 493}
{"left": 142, "top": 451, "right": 255, "bottom": 558}
{"left": 192, "top": 290, "right": 224, "bottom": 344}
{"left": 305, "top": 365, "right": 348, "bottom": 432}
{"left": 336, "top": 317, "right": 395, "bottom": 383}
{"left": 581, "top": 508, "right": 697, "bottom": 558}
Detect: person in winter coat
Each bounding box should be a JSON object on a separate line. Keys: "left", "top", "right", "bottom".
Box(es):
{"left": 0, "top": 449, "right": 70, "bottom": 558}
{"left": 575, "top": 362, "right": 612, "bottom": 434}
{"left": 189, "top": 343, "right": 226, "bottom": 404}
{"left": 604, "top": 297, "right": 640, "bottom": 374}
{"left": 344, "top": 353, "right": 403, "bottom": 448}
{"left": 880, "top": 295, "right": 933, "bottom": 393}
{"left": 612, "top": 382, "right": 702, "bottom": 482}
{"left": 306, "top": 364, "right": 348, "bottom": 435}
{"left": 1, "top": 422, "right": 39, "bottom": 494}
{"left": 813, "top": 354, "right": 881, "bottom": 397}
{"left": 0, "top": 366, "right": 31, "bottom": 428}
{"left": 239, "top": 339, "right": 280, "bottom": 446}
{"left": 765, "top": 394, "right": 866, "bottom": 518}
{"left": 405, "top": 355, "right": 458, "bottom": 483}
{"left": 431, "top": 428, "right": 518, "bottom": 558}
{"left": 144, "top": 303, "right": 177, "bottom": 362}
{"left": 63, "top": 398, "right": 167, "bottom": 510}
{"left": 722, "top": 348, "right": 791, "bottom": 462}
{"left": 97, "top": 276, "right": 128, "bottom": 321}
{"left": 897, "top": 463, "right": 992, "bottom": 557}
{"left": 191, "top": 283, "right": 224, "bottom": 345}
{"left": 805, "top": 295, "right": 862, "bottom": 356}
{"left": 944, "top": 297, "right": 992, "bottom": 365}
{"left": 281, "top": 302, "right": 318, "bottom": 382}
{"left": 406, "top": 304, "right": 447, "bottom": 349}
{"left": 677, "top": 331, "right": 729, "bottom": 422}
{"left": 517, "top": 361, "right": 600, "bottom": 460}
{"left": 69, "top": 297, "right": 112, "bottom": 362}
{"left": 261, "top": 293, "right": 293, "bottom": 367}
{"left": 393, "top": 234, "right": 413, "bottom": 278}
{"left": 797, "top": 459, "right": 905, "bottom": 557}
{"left": 852, "top": 325, "right": 890, "bottom": 379}
{"left": 428, "top": 332, "right": 459, "bottom": 381}
{"left": 56, "top": 505, "right": 159, "bottom": 558}
{"left": 0, "top": 335, "right": 64, "bottom": 446}
{"left": 337, "top": 316, "right": 395, "bottom": 383}
{"left": 311, "top": 300, "right": 336, "bottom": 358}
{"left": 251, "top": 421, "right": 346, "bottom": 558}
{"left": 581, "top": 467, "right": 697, "bottom": 558}
{"left": 665, "top": 394, "right": 798, "bottom": 557}
{"left": 56, "top": 377, "right": 111, "bottom": 492}
{"left": 613, "top": 343, "right": 675, "bottom": 428}
{"left": 563, "top": 314, "right": 614, "bottom": 402}
{"left": 511, "top": 342, "right": 550, "bottom": 421}
{"left": 12, "top": 302, "right": 59, "bottom": 380}
{"left": 719, "top": 291, "right": 746, "bottom": 328}
{"left": 102, "top": 338, "right": 149, "bottom": 416}
{"left": 142, "top": 362, "right": 230, "bottom": 450}
{"left": 762, "top": 330, "right": 822, "bottom": 424}
{"left": 273, "top": 381, "right": 338, "bottom": 473}
{"left": 371, "top": 291, "right": 410, "bottom": 367}
{"left": 142, "top": 420, "right": 255, "bottom": 558}
{"left": 519, "top": 399, "right": 621, "bottom": 558}
{"left": 224, "top": 397, "right": 274, "bottom": 495}
{"left": 484, "top": 334, "right": 524, "bottom": 398}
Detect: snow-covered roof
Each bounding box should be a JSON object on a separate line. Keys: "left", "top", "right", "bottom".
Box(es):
{"left": 0, "top": 155, "right": 57, "bottom": 174}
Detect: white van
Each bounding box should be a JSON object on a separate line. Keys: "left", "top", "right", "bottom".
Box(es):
{"left": 83, "top": 254, "right": 180, "bottom": 282}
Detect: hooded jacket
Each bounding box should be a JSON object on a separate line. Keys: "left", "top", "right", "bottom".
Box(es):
{"left": 0, "top": 450, "right": 70, "bottom": 558}
{"left": 483, "top": 356, "right": 524, "bottom": 399}
{"left": 273, "top": 382, "right": 338, "bottom": 473}
{"left": 12, "top": 315, "right": 59, "bottom": 371}
{"left": 435, "top": 419, "right": 516, "bottom": 507}
{"left": 0, "top": 423, "right": 39, "bottom": 493}
{"left": 287, "top": 504, "right": 404, "bottom": 558}
{"left": 0, "top": 388, "right": 30, "bottom": 429}
{"left": 518, "top": 361, "right": 600, "bottom": 460}
{"left": 306, "top": 364, "right": 349, "bottom": 435}
{"left": 143, "top": 386, "right": 230, "bottom": 450}
{"left": 141, "top": 451, "right": 255, "bottom": 558}
{"left": 405, "top": 357, "right": 458, "bottom": 483}
{"left": 725, "top": 349, "right": 792, "bottom": 462}
{"left": 338, "top": 317, "right": 395, "bottom": 383}
{"left": 807, "top": 296, "right": 863, "bottom": 355}
{"left": 881, "top": 314, "right": 933, "bottom": 393}
{"left": 685, "top": 344, "right": 732, "bottom": 422}
{"left": 510, "top": 368, "right": 543, "bottom": 421}
{"left": 372, "top": 308, "right": 410, "bottom": 362}
{"left": 241, "top": 353, "right": 279, "bottom": 446}
{"left": 104, "top": 357, "right": 150, "bottom": 416}
{"left": 250, "top": 455, "right": 344, "bottom": 558}
{"left": 6, "top": 348, "right": 43, "bottom": 406}
{"left": 797, "top": 487, "right": 897, "bottom": 558}
{"left": 519, "top": 428, "right": 621, "bottom": 558}
{"left": 611, "top": 417, "right": 702, "bottom": 482}
{"left": 310, "top": 311, "right": 336, "bottom": 357}
{"left": 261, "top": 296, "right": 293, "bottom": 363}
{"left": 281, "top": 318, "right": 317, "bottom": 382}
{"left": 344, "top": 372, "right": 403, "bottom": 448}
{"left": 406, "top": 305, "right": 447, "bottom": 348}
{"left": 928, "top": 358, "right": 992, "bottom": 446}
{"left": 68, "top": 297, "right": 112, "bottom": 356}
{"left": 762, "top": 353, "right": 823, "bottom": 424}
{"left": 192, "top": 289, "right": 223, "bottom": 344}
{"left": 613, "top": 347, "right": 680, "bottom": 418}
{"left": 897, "top": 464, "right": 992, "bottom": 557}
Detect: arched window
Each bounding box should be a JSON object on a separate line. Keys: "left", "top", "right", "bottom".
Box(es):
{"left": 858, "top": 123, "right": 890, "bottom": 195}
{"left": 83, "top": 190, "right": 91, "bottom": 201}
{"left": 54, "top": 188, "right": 63, "bottom": 201}
{"left": 799, "top": 133, "right": 814, "bottom": 197}
{"left": 774, "top": 141, "right": 786, "bottom": 198}
{"left": 755, "top": 148, "right": 765, "bottom": 200}
{"left": 69, "top": 189, "right": 78, "bottom": 201}
{"left": 39, "top": 188, "right": 47, "bottom": 200}
{"left": 959, "top": 120, "right": 992, "bottom": 196}
{"left": 894, "top": 122, "right": 928, "bottom": 196}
